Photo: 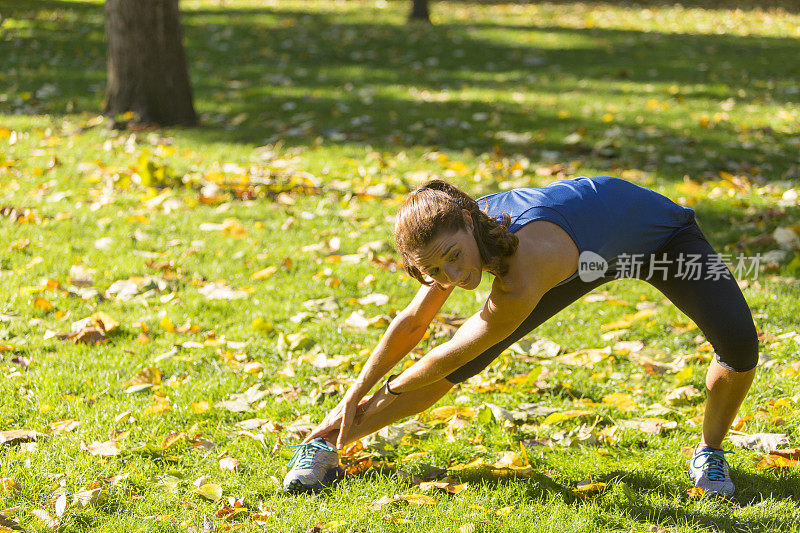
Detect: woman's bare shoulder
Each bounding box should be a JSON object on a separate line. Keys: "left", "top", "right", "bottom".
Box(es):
{"left": 495, "top": 220, "right": 579, "bottom": 296}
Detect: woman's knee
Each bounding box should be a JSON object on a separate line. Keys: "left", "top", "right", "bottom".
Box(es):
{"left": 712, "top": 326, "right": 759, "bottom": 372}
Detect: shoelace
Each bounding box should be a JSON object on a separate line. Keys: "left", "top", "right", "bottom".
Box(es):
{"left": 692, "top": 448, "right": 733, "bottom": 482}
{"left": 287, "top": 439, "right": 333, "bottom": 470}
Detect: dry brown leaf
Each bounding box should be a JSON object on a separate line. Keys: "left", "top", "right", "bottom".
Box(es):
{"left": 0, "top": 478, "right": 19, "bottom": 493}
{"left": 34, "top": 297, "right": 54, "bottom": 311}
{"left": 0, "top": 429, "right": 46, "bottom": 444}
{"left": 419, "top": 478, "right": 468, "bottom": 495}
{"left": 756, "top": 448, "right": 800, "bottom": 469}
{"left": 219, "top": 457, "right": 240, "bottom": 472}
{"left": 665, "top": 385, "right": 702, "bottom": 405}
{"left": 728, "top": 433, "right": 790, "bottom": 452}
{"left": 81, "top": 440, "right": 122, "bottom": 456}
{"left": 48, "top": 419, "right": 80, "bottom": 435}
{"left": 73, "top": 486, "right": 105, "bottom": 508}
{"left": 557, "top": 347, "right": 610, "bottom": 367}
{"left": 344, "top": 455, "right": 373, "bottom": 475}
{"left": 29, "top": 509, "right": 57, "bottom": 530}
{"left": 61, "top": 326, "right": 107, "bottom": 345}
{"left": 770, "top": 448, "right": 800, "bottom": 460}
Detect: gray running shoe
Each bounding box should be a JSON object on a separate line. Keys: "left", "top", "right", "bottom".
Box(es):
{"left": 687, "top": 445, "right": 735, "bottom": 497}
{"left": 283, "top": 438, "right": 344, "bottom": 493}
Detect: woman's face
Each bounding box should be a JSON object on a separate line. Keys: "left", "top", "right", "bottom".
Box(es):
{"left": 410, "top": 211, "right": 483, "bottom": 290}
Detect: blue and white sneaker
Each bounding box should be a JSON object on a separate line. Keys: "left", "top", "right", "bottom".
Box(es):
{"left": 687, "top": 445, "right": 735, "bottom": 497}
{"left": 283, "top": 438, "right": 344, "bottom": 493}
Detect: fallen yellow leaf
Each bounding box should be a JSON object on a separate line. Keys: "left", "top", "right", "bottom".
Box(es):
{"left": 143, "top": 395, "right": 171, "bottom": 416}
{"left": 48, "top": 419, "right": 80, "bottom": 435}
{"left": 160, "top": 315, "right": 174, "bottom": 332}
{"left": 543, "top": 410, "right": 594, "bottom": 425}
{"left": 601, "top": 393, "right": 639, "bottom": 412}
{"left": 192, "top": 401, "right": 211, "bottom": 414}
{"left": 686, "top": 486, "right": 705, "bottom": 498}
{"left": 252, "top": 266, "right": 278, "bottom": 280}
{"left": 396, "top": 493, "right": 437, "bottom": 505}
{"left": 574, "top": 481, "right": 606, "bottom": 494}
{"left": 195, "top": 483, "right": 223, "bottom": 501}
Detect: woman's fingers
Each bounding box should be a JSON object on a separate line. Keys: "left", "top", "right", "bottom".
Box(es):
{"left": 336, "top": 404, "right": 355, "bottom": 450}
{"left": 303, "top": 422, "right": 333, "bottom": 443}
{"left": 299, "top": 388, "right": 369, "bottom": 445}
{"left": 353, "top": 395, "right": 372, "bottom": 424}
{"left": 302, "top": 407, "right": 345, "bottom": 443}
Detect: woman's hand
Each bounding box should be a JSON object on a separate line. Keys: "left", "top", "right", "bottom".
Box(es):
{"left": 303, "top": 387, "right": 370, "bottom": 447}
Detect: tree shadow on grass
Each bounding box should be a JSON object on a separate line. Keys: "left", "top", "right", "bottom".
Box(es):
{"left": 456, "top": 0, "right": 800, "bottom": 15}
{"left": 2, "top": 0, "right": 799, "bottom": 187}
{"left": 444, "top": 466, "right": 800, "bottom": 531}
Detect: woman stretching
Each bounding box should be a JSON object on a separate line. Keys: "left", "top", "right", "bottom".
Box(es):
{"left": 282, "top": 176, "right": 758, "bottom": 497}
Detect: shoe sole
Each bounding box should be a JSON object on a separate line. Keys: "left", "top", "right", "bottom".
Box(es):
{"left": 686, "top": 467, "right": 735, "bottom": 498}
{"left": 284, "top": 466, "right": 344, "bottom": 494}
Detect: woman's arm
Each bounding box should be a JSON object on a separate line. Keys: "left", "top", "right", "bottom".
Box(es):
{"left": 386, "top": 281, "right": 543, "bottom": 393}
{"left": 303, "top": 281, "right": 452, "bottom": 446}
{"left": 348, "top": 282, "right": 453, "bottom": 396}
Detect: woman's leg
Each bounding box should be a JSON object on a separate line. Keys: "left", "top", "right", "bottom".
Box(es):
{"left": 702, "top": 360, "right": 756, "bottom": 448}
{"left": 642, "top": 225, "right": 759, "bottom": 449}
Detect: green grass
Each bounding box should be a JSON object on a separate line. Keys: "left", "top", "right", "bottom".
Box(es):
{"left": 1, "top": 0, "right": 800, "bottom": 531}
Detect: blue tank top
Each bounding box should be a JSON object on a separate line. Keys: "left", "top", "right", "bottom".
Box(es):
{"left": 477, "top": 176, "right": 696, "bottom": 286}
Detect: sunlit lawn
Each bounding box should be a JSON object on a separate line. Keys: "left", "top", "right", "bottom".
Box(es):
{"left": 1, "top": 0, "right": 799, "bottom": 531}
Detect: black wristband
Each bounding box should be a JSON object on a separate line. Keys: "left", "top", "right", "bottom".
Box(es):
{"left": 385, "top": 374, "right": 401, "bottom": 396}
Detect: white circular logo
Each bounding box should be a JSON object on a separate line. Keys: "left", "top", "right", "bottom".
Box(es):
{"left": 578, "top": 251, "right": 608, "bottom": 282}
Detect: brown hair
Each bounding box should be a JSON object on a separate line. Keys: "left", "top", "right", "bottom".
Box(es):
{"left": 394, "top": 179, "right": 519, "bottom": 286}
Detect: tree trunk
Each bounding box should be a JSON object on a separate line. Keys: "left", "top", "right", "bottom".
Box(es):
{"left": 104, "top": 0, "right": 197, "bottom": 126}
{"left": 408, "top": 0, "right": 430, "bottom": 22}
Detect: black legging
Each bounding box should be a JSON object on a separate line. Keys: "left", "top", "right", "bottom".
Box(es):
{"left": 446, "top": 222, "right": 759, "bottom": 383}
